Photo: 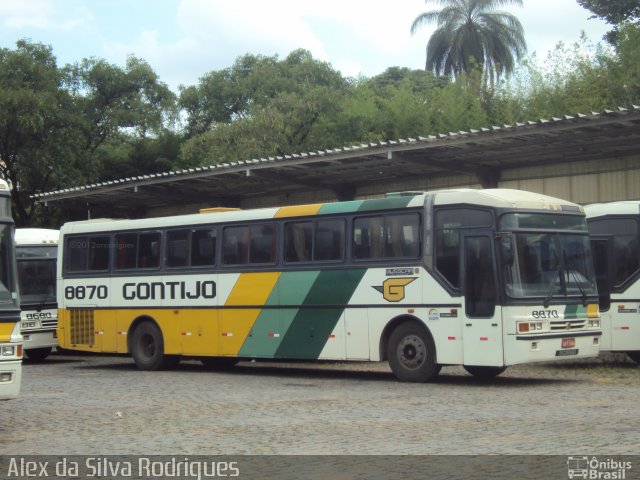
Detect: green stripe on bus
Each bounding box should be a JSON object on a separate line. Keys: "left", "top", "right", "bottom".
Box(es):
{"left": 274, "top": 268, "right": 367, "bottom": 359}
{"left": 357, "top": 197, "right": 413, "bottom": 212}
{"left": 318, "top": 200, "right": 364, "bottom": 215}
{"left": 564, "top": 304, "right": 586, "bottom": 320}
{"left": 238, "top": 271, "right": 320, "bottom": 358}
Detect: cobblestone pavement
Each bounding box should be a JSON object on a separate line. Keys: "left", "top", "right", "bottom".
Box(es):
{"left": 1, "top": 352, "right": 639, "bottom": 455}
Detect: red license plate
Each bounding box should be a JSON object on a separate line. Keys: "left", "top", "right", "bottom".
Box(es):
{"left": 562, "top": 338, "right": 576, "bottom": 349}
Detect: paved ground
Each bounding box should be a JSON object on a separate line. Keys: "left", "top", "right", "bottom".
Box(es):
{"left": 2, "top": 352, "right": 639, "bottom": 456}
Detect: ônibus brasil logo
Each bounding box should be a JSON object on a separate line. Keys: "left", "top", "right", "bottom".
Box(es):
{"left": 567, "top": 456, "right": 632, "bottom": 479}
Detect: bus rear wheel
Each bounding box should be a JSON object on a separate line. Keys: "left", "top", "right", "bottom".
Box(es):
{"left": 387, "top": 322, "right": 439, "bottom": 382}
{"left": 464, "top": 365, "right": 507, "bottom": 379}
{"left": 130, "top": 321, "right": 179, "bottom": 371}
{"left": 25, "top": 347, "right": 52, "bottom": 362}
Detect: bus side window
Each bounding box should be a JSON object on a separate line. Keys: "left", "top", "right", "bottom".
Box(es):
{"left": 67, "top": 236, "right": 89, "bottom": 272}
{"left": 115, "top": 233, "right": 137, "bottom": 270}
{"left": 464, "top": 236, "right": 496, "bottom": 317}
{"left": 315, "top": 219, "right": 344, "bottom": 261}
{"left": 223, "top": 226, "right": 248, "bottom": 265}
{"left": 167, "top": 230, "right": 189, "bottom": 267}
{"left": 435, "top": 229, "right": 460, "bottom": 288}
{"left": 285, "top": 222, "right": 312, "bottom": 263}
{"left": 89, "top": 236, "right": 110, "bottom": 270}
{"left": 249, "top": 224, "right": 276, "bottom": 264}
{"left": 138, "top": 233, "right": 160, "bottom": 269}
{"left": 192, "top": 228, "right": 216, "bottom": 266}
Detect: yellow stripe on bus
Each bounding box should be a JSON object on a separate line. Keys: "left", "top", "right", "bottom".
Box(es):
{"left": 0, "top": 323, "right": 15, "bottom": 342}
{"left": 275, "top": 204, "right": 323, "bottom": 218}
{"left": 220, "top": 272, "right": 281, "bottom": 355}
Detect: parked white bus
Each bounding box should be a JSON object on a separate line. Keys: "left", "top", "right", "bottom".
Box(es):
{"left": 57, "top": 189, "right": 602, "bottom": 382}
{"left": 585, "top": 201, "right": 640, "bottom": 362}
{"left": 15, "top": 228, "right": 59, "bottom": 361}
{"left": 0, "top": 179, "right": 22, "bottom": 400}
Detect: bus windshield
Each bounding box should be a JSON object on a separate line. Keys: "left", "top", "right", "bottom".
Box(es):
{"left": 16, "top": 245, "right": 57, "bottom": 307}
{"left": 500, "top": 213, "right": 597, "bottom": 299}
{"left": 0, "top": 224, "right": 19, "bottom": 307}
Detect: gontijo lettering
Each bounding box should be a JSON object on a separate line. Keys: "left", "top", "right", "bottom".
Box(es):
{"left": 123, "top": 281, "right": 216, "bottom": 300}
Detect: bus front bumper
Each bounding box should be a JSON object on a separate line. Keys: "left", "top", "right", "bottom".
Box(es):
{"left": 505, "top": 331, "right": 602, "bottom": 365}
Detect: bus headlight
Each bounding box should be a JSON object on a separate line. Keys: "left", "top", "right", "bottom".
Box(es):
{"left": 517, "top": 321, "right": 546, "bottom": 333}
{"left": 588, "top": 319, "right": 600, "bottom": 328}
{"left": 1, "top": 346, "right": 15, "bottom": 356}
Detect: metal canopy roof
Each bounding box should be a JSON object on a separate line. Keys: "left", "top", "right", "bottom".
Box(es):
{"left": 33, "top": 105, "right": 640, "bottom": 216}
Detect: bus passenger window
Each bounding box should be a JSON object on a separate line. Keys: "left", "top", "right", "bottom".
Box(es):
{"left": 285, "top": 222, "right": 312, "bottom": 262}
{"left": 192, "top": 228, "right": 216, "bottom": 266}
{"left": 353, "top": 214, "right": 418, "bottom": 260}
{"left": 89, "top": 236, "right": 110, "bottom": 270}
{"left": 115, "top": 234, "right": 137, "bottom": 269}
{"left": 138, "top": 233, "right": 161, "bottom": 269}
{"left": 67, "top": 236, "right": 89, "bottom": 272}
{"left": 315, "top": 220, "right": 344, "bottom": 261}
{"left": 249, "top": 225, "right": 276, "bottom": 264}
{"left": 223, "top": 226, "right": 249, "bottom": 265}
{"left": 167, "top": 230, "right": 189, "bottom": 267}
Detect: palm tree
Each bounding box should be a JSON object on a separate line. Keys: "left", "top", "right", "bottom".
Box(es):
{"left": 411, "top": 0, "right": 527, "bottom": 85}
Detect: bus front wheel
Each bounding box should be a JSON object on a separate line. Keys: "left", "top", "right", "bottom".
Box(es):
{"left": 387, "top": 322, "right": 440, "bottom": 382}
{"left": 130, "top": 321, "right": 179, "bottom": 371}
{"left": 464, "top": 365, "right": 507, "bottom": 379}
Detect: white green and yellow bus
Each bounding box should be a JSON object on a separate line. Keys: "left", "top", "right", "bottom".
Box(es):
{"left": 57, "top": 189, "right": 602, "bottom": 382}
{"left": 585, "top": 201, "right": 640, "bottom": 363}
{"left": 16, "top": 228, "right": 59, "bottom": 361}
{"left": 0, "top": 179, "right": 22, "bottom": 399}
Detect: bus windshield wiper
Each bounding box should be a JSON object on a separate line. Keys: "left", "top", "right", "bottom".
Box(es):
{"left": 567, "top": 269, "right": 588, "bottom": 306}
{"left": 543, "top": 268, "right": 563, "bottom": 308}
{"left": 543, "top": 283, "right": 557, "bottom": 309}
{"left": 564, "top": 253, "right": 588, "bottom": 306}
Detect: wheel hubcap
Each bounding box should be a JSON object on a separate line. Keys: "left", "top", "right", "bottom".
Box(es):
{"left": 141, "top": 335, "right": 155, "bottom": 358}
{"left": 398, "top": 334, "right": 426, "bottom": 369}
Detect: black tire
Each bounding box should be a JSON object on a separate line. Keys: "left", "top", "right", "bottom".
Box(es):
{"left": 387, "top": 322, "right": 439, "bottom": 382}
{"left": 130, "top": 321, "right": 179, "bottom": 370}
{"left": 464, "top": 365, "right": 507, "bottom": 379}
{"left": 626, "top": 351, "right": 640, "bottom": 364}
{"left": 25, "top": 347, "right": 52, "bottom": 362}
{"left": 201, "top": 357, "right": 238, "bottom": 370}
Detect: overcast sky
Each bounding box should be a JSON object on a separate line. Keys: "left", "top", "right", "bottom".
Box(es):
{"left": 0, "top": 0, "right": 611, "bottom": 92}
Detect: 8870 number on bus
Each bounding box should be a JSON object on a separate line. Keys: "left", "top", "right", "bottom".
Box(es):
{"left": 65, "top": 285, "right": 108, "bottom": 300}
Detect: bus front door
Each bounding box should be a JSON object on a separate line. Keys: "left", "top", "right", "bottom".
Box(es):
{"left": 462, "top": 234, "right": 504, "bottom": 367}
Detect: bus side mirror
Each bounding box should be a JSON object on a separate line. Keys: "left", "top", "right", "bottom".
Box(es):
{"left": 501, "top": 236, "right": 514, "bottom": 266}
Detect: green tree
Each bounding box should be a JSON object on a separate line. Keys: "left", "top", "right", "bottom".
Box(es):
{"left": 0, "top": 40, "right": 178, "bottom": 225}
{"left": 178, "top": 49, "right": 348, "bottom": 166}
{"left": 64, "top": 55, "right": 177, "bottom": 152}
{"left": 577, "top": 0, "right": 640, "bottom": 42}
{"left": 0, "top": 40, "right": 84, "bottom": 224}
{"left": 411, "top": 0, "right": 527, "bottom": 86}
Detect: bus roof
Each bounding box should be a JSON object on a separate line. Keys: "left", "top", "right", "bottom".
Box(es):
{"left": 60, "top": 188, "right": 584, "bottom": 235}
{"left": 584, "top": 201, "right": 640, "bottom": 219}
{"left": 15, "top": 228, "right": 60, "bottom": 245}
